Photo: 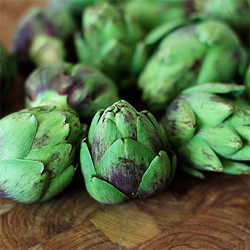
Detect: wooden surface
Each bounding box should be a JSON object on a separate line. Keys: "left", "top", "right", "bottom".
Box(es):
{"left": 0, "top": 1, "right": 250, "bottom": 249}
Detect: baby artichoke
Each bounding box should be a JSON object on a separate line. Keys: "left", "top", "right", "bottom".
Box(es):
{"left": 12, "top": 7, "right": 75, "bottom": 68}
{"left": 0, "top": 105, "right": 83, "bottom": 203}
{"left": 0, "top": 40, "right": 17, "bottom": 100}
{"left": 80, "top": 100, "right": 176, "bottom": 204}
{"left": 25, "top": 63, "right": 119, "bottom": 119}
{"left": 75, "top": 2, "right": 147, "bottom": 88}
{"left": 162, "top": 83, "right": 250, "bottom": 179}
{"left": 139, "top": 19, "right": 247, "bottom": 111}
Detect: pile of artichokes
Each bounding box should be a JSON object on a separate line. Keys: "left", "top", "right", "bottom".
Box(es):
{"left": 0, "top": 0, "right": 249, "bottom": 204}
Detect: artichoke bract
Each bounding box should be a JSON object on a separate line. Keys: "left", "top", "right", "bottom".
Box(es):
{"left": 162, "top": 83, "right": 250, "bottom": 179}
{"left": 12, "top": 7, "right": 75, "bottom": 68}
{"left": 75, "top": 2, "right": 147, "bottom": 88}
{"left": 0, "top": 105, "right": 83, "bottom": 203}
{"left": 80, "top": 100, "right": 176, "bottom": 204}
{"left": 122, "top": 0, "right": 189, "bottom": 32}
{"left": 0, "top": 40, "right": 17, "bottom": 100}
{"left": 139, "top": 19, "right": 247, "bottom": 111}
{"left": 25, "top": 63, "right": 119, "bottom": 119}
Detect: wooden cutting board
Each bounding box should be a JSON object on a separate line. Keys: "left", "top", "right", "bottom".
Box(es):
{"left": 0, "top": 1, "right": 249, "bottom": 249}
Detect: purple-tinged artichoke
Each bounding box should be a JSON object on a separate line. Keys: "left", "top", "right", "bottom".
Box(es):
{"left": 12, "top": 7, "right": 75, "bottom": 68}
{"left": 80, "top": 100, "right": 176, "bottom": 204}
{"left": 25, "top": 63, "right": 119, "bottom": 119}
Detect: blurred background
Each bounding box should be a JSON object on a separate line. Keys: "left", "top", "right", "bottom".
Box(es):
{"left": 0, "top": 0, "right": 46, "bottom": 48}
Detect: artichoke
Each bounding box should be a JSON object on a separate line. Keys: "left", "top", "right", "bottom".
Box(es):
{"left": 12, "top": 7, "right": 75, "bottom": 68}
{"left": 0, "top": 40, "right": 17, "bottom": 100}
{"left": 0, "top": 105, "right": 83, "bottom": 203}
{"left": 193, "top": 0, "right": 250, "bottom": 39}
{"left": 122, "top": 0, "right": 189, "bottom": 32}
{"left": 25, "top": 63, "right": 119, "bottom": 119}
{"left": 139, "top": 19, "right": 247, "bottom": 111}
{"left": 162, "top": 83, "right": 250, "bottom": 179}
{"left": 75, "top": 2, "right": 147, "bottom": 88}
{"left": 80, "top": 100, "right": 176, "bottom": 204}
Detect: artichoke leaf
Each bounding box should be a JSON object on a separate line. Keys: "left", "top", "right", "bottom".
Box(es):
{"left": 138, "top": 151, "right": 170, "bottom": 198}
{"left": 198, "top": 125, "right": 243, "bottom": 157}
{"left": 25, "top": 143, "right": 73, "bottom": 177}
{"left": 84, "top": 176, "right": 128, "bottom": 204}
{"left": 112, "top": 106, "right": 138, "bottom": 139}
{"left": 63, "top": 110, "right": 82, "bottom": 144}
{"left": 32, "top": 112, "right": 70, "bottom": 149}
{"left": 229, "top": 145, "right": 250, "bottom": 161}
{"left": 130, "top": 42, "right": 147, "bottom": 74}
{"left": 40, "top": 165, "right": 75, "bottom": 202}
{"left": 0, "top": 159, "right": 48, "bottom": 203}
{"left": 165, "top": 99, "right": 196, "bottom": 145}
{"left": 182, "top": 83, "right": 245, "bottom": 96}
{"left": 96, "top": 138, "right": 155, "bottom": 197}
{"left": 185, "top": 92, "right": 234, "bottom": 128}
{"left": 197, "top": 47, "right": 239, "bottom": 84}
{"left": 91, "top": 117, "right": 123, "bottom": 165}
{"left": 179, "top": 135, "right": 223, "bottom": 172}
{"left": 88, "top": 110, "right": 104, "bottom": 147}
{"left": 196, "top": 20, "right": 240, "bottom": 47}
{"left": 123, "top": 13, "right": 142, "bottom": 43}
{"left": 74, "top": 34, "right": 92, "bottom": 64}
{"left": 234, "top": 125, "right": 250, "bottom": 144}
{"left": 145, "top": 19, "right": 189, "bottom": 45}
{"left": 221, "top": 158, "right": 250, "bottom": 175}
{"left": 0, "top": 112, "right": 37, "bottom": 160}
{"left": 230, "top": 109, "right": 250, "bottom": 126}
{"left": 137, "top": 114, "right": 164, "bottom": 154}
{"left": 143, "top": 111, "right": 168, "bottom": 148}
{"left": 80, "top": 138, "right": 97, "bottom": 179}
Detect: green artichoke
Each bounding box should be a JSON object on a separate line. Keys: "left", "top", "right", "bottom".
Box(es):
{"left": 139, "top": 19, "right": 247, "bottom": 111}
{"left": 25, "top": 63, "right": 119, "bottom": 119}
{"left": 80, "top": 100, "right": 176, "bottom": 204}
{"left": 75, "top": 2, "right": 147, "bottom": 88}
{"left": 194, "top": 0, "right": 250, "bottom": 37}
{"left": 12, "top": 7, "right": 75, "bottom": 68}
{"left": 162, "top": 83, "right": 250, "bottom": 179}
{"left": 122, "top": 0, "right": 189, "bottom": 32}
{"left": 0, "top": 40, "right": 17, "bottom": 100}
{"left": 0, "top": 105, "right": 83, "bottom": 203}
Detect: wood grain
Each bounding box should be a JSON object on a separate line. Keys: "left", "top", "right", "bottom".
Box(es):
{"left": 0, "top": 173, "right": 249, "bottom": 249}
{"left": 0, "top": 1, "right": 250, "bottom": 249}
